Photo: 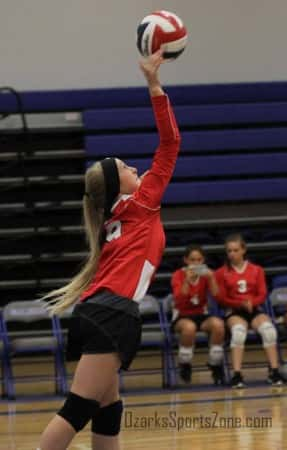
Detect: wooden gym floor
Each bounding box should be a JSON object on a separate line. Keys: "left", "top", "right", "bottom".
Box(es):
{"left": 1, "top": 348, "right": 287, "bottom": 450}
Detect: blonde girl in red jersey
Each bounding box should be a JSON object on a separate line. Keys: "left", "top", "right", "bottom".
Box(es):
{"left": 171, "top": 245, "right": 225, "bottom": 385}
{"left": 38, "top": 50, "right": 181, "bottom": 450}
{"left": 215, "top": 234, "right": 284, "bottom": 388}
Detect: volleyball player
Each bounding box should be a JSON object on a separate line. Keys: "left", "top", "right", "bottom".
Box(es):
{"left": 215, "top": 234, "right": 284, "bottom": 388}
{"left": 171, "top": 245, "right": 225, "bottom": 385}
{"left": 38, "top": 49, "right": 181, "bottom": 450}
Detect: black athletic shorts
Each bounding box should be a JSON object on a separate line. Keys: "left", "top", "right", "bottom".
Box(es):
{"left": 225, "top": 307, "right": 265, "bottom": 324}
{"left": 67, "top": 289, "right": 142, "bottom": 370}
{"left": 171, "top": 314, "right": 210, "bottom": 333}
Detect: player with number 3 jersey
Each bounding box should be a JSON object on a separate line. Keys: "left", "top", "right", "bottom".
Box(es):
{"left": 215, "top": 234, "right": 284, "bottom": 388}
{"left": 215, "top": 256, "right": 267, "bottom": 311}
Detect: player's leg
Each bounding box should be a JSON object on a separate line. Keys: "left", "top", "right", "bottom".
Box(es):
{"left": 227, "top": 316, "right": 248, "bottom": 388}
{"left": 174, "top": 318, "right": 197, "bottom": 383}
{"left": 39, "top": 352, "right": 120, "bottom": 450}
{"left": 251, "top": 313, "right": 284, "bottom": 385}
{"left": 91, "top": 372, "right": 121, "bottom": 450}
{"left": 201, "top": 316, "right": 225, "bottom": 384}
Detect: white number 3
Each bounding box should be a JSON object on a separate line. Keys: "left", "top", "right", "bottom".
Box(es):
{"left": 106, "top": 220, "right": 122, "bottom": 242}
{"left": 237, "top": 279, "right": 247, "bottom": 293}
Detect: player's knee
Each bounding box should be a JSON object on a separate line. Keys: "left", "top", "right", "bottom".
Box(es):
{"left": 210, "top": 317, "right": 224, "bottom": 332}
{"left": 230, "top": 324, "right": 247, "bottom": 348}
{"left": 208, "top": 345, "right": 224, "bottom": 365}
{"left": 57, "top": 391, "right": 100, "bottom": 432}
{"left": 91, "top": 399, "right": 123, "bottom": 436}
{"left": 178, "top": 345, "right": 194, "bottom": 364}
{"left": 257, "top": 321, "right": 277, "bottom": 347}
{"left": 181, "top": 321, "right": 196, "bottom": 335}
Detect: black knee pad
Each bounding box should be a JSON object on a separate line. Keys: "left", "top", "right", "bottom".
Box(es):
{"left": 91, "top": 399, "right": 123, "bottom": 436}
{"left": 57, "top": 391, "right": 100, "bottom": 432}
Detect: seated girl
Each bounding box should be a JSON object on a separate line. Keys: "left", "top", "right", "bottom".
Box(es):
{"left": 215, "top": 233, "right": 284, "bottom": 388}
{"left": 171, "top": 245, "right": 225, "bottom": 385}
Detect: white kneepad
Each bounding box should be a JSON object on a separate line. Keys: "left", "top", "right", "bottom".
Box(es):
{"left": 178, "top": 345, "right": 193, "bottom": 364}
{"left": 257, "top": 321, "right": 277, "bottom": 347}
{"left": 230, "top": 324, "right": 247, "bottom": 348}
{"left": 208, "top": 345, "right": 224, "bottom": 365}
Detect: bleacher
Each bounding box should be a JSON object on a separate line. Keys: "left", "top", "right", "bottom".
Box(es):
{"left": 1, "top": 82, "right": 287, "bottom": 306}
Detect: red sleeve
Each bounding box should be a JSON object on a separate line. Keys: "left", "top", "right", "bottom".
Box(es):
{"left": 133, "top": 94, "right": 181, "bottom": 209}
{"left": 251, "top": 267, "right": 267, "bottom": 306}
{"left": 214, "top": 268, "right": 243, "bottom": 309}
{"left": 171, "top": 270, "right": 190, "bottom": 308}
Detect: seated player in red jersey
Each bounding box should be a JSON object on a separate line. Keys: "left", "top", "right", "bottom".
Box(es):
{"left": 171, "top": 245, "right": 225, "bottom": 385}
{"left": 215, "top": 233, "right": 284, "bottom": 388}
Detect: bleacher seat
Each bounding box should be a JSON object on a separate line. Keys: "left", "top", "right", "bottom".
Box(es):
{"left": 1, "top": 300, "right": 67, "bottom": 398}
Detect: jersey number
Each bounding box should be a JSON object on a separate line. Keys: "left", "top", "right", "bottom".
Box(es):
{"left": 237, "top": 279, "right": 247, "bottom": 294}
{"left": 106, "top": 220, "right": 122, "bottom": 242}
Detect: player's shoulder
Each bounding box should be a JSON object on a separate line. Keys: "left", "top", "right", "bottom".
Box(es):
{"left": 111, "top": 193, "right": 159, "bottom": 219}
{"left": 247, "top": 261, "right": 264, "bottom": 274}
{"left": 172, "top": 267, "right": 185, "bottom": 280}
{"left": 215, "top": 265, "right": 228, "bottom": 276}
{"left": 110, "top": 194, "right": 143, "bottom": 220}
{"left": 111, "top": 194, "right": 132, "bottom": 216}
{"left": 215, "top": 265, "right": 235, "bottom": 282}
{"left": 132, "top": 189, "right": 161, "bottom": 212}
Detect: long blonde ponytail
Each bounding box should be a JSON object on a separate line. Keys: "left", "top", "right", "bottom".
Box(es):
{"left": 42, "top": 162, "right": 106, "bottom": 315}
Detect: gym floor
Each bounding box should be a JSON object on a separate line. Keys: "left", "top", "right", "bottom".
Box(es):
{"left": 0, "top": 348, "right": 286, "bottom": 450}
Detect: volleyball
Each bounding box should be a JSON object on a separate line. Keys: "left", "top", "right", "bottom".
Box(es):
{"left": 137, "top": 10, "right": 188, "bottom": 60}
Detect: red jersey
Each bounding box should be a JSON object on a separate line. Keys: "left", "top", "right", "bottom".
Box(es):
{"left": 215, "top": 261, "right": 267, "bottom": 309}
{"left": 171, "top": 268, "right": 209, "bottom": 315}
{"left": 81, "top": 94, "right": 180, "bottom": 302}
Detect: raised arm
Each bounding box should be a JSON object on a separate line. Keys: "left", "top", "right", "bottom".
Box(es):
{"left": 134, "top": 50, "right": 181, "bottom": 209}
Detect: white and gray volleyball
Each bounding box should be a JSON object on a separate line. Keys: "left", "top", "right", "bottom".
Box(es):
{"left": 137, "top": 10, "right": 188, "bottom": 60}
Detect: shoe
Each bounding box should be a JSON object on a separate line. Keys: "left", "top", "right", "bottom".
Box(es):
{"left": 267, "top": 369, "right": 284, "bottom": 386}
{"left": 230, "top": 372, "right": 245, "bottom": 389}
{"left": 208, "top": 363, "right": 226, "bottom": 385}
{"left": 179, "top": 363, "right": 192, "bottom": 383}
